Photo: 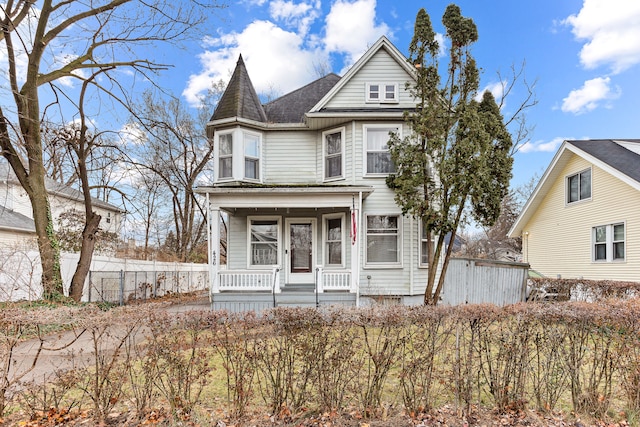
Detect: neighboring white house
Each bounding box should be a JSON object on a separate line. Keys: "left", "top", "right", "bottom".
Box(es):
{"left": 509, "top": 139, "right": 640, "bottom": 281}
{"left": 0, "top": 161, "right": 123, "bottom": 250}
{"left": 197, "top": 36, "right": 439, "bottom": 310}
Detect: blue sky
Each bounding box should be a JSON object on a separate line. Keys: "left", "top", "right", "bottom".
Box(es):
{"left": 164, "top": 0, "right": 640, "bottom": 189}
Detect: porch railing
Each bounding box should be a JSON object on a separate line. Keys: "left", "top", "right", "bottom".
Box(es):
{"left": 316, "top": 267, "right": 351, "bottom": 292}
{"left": 218, "top": 268, "right": 280, "bottom": 292}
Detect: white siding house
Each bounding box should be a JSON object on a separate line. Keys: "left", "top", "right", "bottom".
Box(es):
{"left": 0, "top": 162, "right": 123, "bottom": 251}
{"left": 198, "top": 36, "right": 434, "bottom": 309}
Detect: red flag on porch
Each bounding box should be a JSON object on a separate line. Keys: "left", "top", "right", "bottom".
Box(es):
{"left": 350, "top": 209, "right": 357, "bottom": 245}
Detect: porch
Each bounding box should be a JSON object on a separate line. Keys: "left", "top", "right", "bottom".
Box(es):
{"left": 198, "top": 185, "right": 373, "bottom": 311}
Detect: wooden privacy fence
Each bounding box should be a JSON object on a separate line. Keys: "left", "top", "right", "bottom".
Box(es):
{"left": 440, "top": 257, "right": 529, "bottom": 306}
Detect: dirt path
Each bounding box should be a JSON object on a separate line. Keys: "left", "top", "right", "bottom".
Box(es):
{"left": 8, "top": 296, "right": 211, "bottom": 388}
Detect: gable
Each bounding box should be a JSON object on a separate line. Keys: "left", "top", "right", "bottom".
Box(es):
{"left": 509, "top": 139, "right": 640, "bottom": 238}
{"left": 321, "top": 47, "right": 416, "bottom": 110}
{"left": 310, "top": 36, "right": 416, "bottom": 114}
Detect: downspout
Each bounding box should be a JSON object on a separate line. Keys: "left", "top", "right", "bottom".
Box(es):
{"left": 410, "top": 215, "right": 414, "bottom": 296}
{"left": 356, "top": 190, "right": 363, "bottom": 307}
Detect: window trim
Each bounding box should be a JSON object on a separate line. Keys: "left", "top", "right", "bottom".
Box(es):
{"left": 323, "top": 213, "right": 346, "bottom": 268}
{"left": 243, "top": 130, "right": 261, "bottom": 182}
{"left": 322, "top": 127, "right": 346, "bottom": 182}
{"left": 247, "top": 216, "right": 281, "bottom": 269}
{"left": 566, "top": 167, "right": 592, "bottom": 205}
{"left": 363, "top": 123, "right": 401, "bottom": 177}
{"left": 364, "top": 213, "right": 402, "bottom": 267}
{"left": 592, "top": 222, "right": 625, "bottom": 263}
{"left": 418, "top": 218, "right": 433, "bottom": 268}
{"left": 217, "top": 131, "right": 234, "bottom": 180}
{"left": 366, "top": 82, "right": 399, "bottom": 103}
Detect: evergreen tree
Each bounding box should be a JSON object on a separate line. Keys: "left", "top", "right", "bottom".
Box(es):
{"left": 387, "top": 6, "right": 513, "bottom": 304}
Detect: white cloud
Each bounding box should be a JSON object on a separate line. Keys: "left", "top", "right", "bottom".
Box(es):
{"left": 183, "top": 20, "right": 327, "bottom": 106}
{"left": 564, "top": 0, "right": 640, "bottom": 73}
{"left": 519, "top": 137, "right": 566, "bottom": 154}
{"left": 561, "top": 76, "right": 620, "bottom": 114}
{"left": 269, "top": 0, "right": 321, "bottom": 35}
{"left": 476, "top": 81, "right": 505, "bottom": 103}
{"left": 324, "top": 0, "right": 391, "bottom": 71}
{"left": 184, "top": 0, "right": 393, "bottom": 106}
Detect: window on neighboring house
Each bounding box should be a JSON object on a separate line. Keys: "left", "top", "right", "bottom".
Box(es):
{"left": 244, "top": 132, "right": 260, "bottom": 180}
{"left": 366, "top": 82, "right": 398, "bottom": 103}
{"left": 219, "top": 133, "right": 233, "bottom": 179}
{"left": 249, "top": 218, "right": 279, "bottom": 266}
{"left": 323, "top": 128, "right": 344, "bottom": 180}
{"left": 567, "top": 168, "right": 591, "bottom": 203}
{"left": 106, "top": 212, "right": 111, "bottom": 224}
{"left": 593, "top": 223, "right": 625, "bottom": 262}
{"left": 365, "top": 125, "right": 399, "bottom": 175}
{"left": 325, "top": 215, "right": 344, "bottom": 266}
{"left": 366, "top": 215, "right": 400, "bottom": 265}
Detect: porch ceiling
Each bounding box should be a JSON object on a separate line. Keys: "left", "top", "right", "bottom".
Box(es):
{"left": 197, "top": 185, "right": 373, "bottom": 210}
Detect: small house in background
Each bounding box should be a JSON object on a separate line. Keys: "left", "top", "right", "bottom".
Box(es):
{"left": 197, "top": 36, "right": 439, "bottom": 310}
{"left": 509, "top": 139, "right": 640, "bottom": 281}
{"left": 0, "top": 162, "right": 123, "bottom": 251}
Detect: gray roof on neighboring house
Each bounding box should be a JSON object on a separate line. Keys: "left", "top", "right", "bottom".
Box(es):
{"left": 0, "top": 208, "right": 35, "bottom": 233}
{"left": 0, "top": 162, "right": 123, "bottom": 213}
{"left": 210, "top": 55, "right": 268, "bottom": 123}
{"left": 263, "top": 73, "right": 341, "bottom": 123}
{"left": 567, "top": 139, "right": 640, "bottom": 184}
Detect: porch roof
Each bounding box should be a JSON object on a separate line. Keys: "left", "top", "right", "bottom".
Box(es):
{"left": 196, "top": 184, "right": 373, "bottom": 210}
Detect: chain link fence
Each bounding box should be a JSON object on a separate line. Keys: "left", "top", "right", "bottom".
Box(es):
{"left": 87, "top": 269, "right": 208, "bottom": 305}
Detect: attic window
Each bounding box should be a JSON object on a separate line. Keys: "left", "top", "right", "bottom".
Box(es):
{"left": 366, "top": 83, "right": 398, "bottom": 103}
{"left": 567, "top": 168, "right": 591, "bottom": 204}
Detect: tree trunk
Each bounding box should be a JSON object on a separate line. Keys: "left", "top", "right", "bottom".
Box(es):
{"left": 69, "top": 211, "right": 102, "bottom": 301}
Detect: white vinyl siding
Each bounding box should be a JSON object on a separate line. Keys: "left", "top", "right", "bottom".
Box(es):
{"left": 264, "top": 131, "right": 317, "bottom": 183}
{"left": 324, "top": 49, "right": 415, "bottom": 109}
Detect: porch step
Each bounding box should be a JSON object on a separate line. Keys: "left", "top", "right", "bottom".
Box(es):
{"left": 281, "top": 283, "right": 316, "bottom": 292}
{"left": 276, "top": 292, "right": 318, "bottom": 308}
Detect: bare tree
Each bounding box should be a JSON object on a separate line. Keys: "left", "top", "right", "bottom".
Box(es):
{"left": 0, "top": 0, "right": 223, "bottom": 299}
{"left": 127, "top": 89, "right": 217, "bottom": 262}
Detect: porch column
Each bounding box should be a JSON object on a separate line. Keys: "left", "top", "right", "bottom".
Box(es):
{"left": 209, "top": 199, "right": 221, "bottom": 294}
{"left": 350, "top": 191, "right": 362, "bottom": 300}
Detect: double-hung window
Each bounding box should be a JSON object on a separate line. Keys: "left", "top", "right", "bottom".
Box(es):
{"left": 324, "top": 214, "right": 344, "bottom": 266}
{"left": 366, "top": 215, "right": 400, "bottom": 265}
{"left": 249, "top": 218, "right": 279, "bottom": 266}
{"left": 365, "top": 125, "right": 399, "bottom": 175}
{"left": 323, "top": 128, "right": 344, "bottom": 180}
{"left": 567, "top": 168, "right": 591, "bottom": 203}
{"left": 366, "top": 82, "right": 398, "bottom": 103}
{"left": 218, "top": 133, "right": 233, "bottom": 179}
{"left": 593, "top": 223, "right": 625, "bottom": 262}
{"left": 244, "top": 132, "right": 260, "bottom": 180}
{"left": 419, "top": 219, "right": 433, "bottom": 267}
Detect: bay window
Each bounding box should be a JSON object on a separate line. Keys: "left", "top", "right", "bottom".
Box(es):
{"left": 218, "top": 133, "right": 233, "bottom": 179}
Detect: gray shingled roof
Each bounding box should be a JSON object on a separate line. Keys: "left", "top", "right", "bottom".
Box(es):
{"left": 0, "top": 162, "right": 122, "bottom": 213}
{"left": 0, "top": 208, "right": 35, "bottom": 232}
{"left": 264, "top": 73, "right": 341, "bottom": 123}
{"left": 211, "top": 55, "right": 268, "bottom": 123}
{"left": 568, "top": 139, "right": 640, "bottom": 184}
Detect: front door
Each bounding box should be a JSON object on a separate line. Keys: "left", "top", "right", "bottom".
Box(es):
{"left": 286, "top": 218, "right": 316, "bottom": 284}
